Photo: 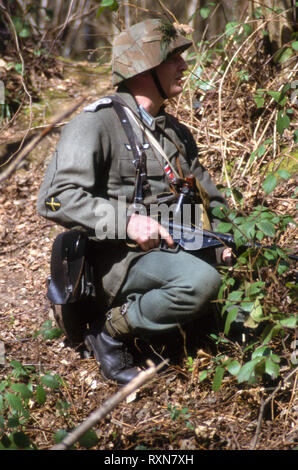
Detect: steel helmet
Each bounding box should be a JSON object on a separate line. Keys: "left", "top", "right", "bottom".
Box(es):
{"left": 112, "top": 18, "right": 192, "bottom": 86}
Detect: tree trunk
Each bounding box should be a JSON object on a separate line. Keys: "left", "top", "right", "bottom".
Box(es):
{"left": 249, "top": 0, "right": 296, "bottom": 52}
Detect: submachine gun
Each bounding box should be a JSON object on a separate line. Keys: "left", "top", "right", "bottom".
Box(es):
{"left": 140, "top": 174, "right": 298, "bottom": 262}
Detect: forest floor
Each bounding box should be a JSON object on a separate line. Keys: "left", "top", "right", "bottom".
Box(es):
{"left": 0, "top": 58, "right": 297, "bottom": 452}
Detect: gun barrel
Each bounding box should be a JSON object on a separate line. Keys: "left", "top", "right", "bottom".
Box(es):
{"left": 167, "top": 222, "right": 298, "bottom": 261}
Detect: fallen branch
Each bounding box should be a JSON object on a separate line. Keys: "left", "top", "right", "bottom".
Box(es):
{"left": 0, "top": 98, "right": 85, "bottom": 183}
{"left": 51, "top": 360, "right": 167, "bottom": 450}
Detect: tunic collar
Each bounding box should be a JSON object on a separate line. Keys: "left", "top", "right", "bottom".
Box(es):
{"left": 116, "top": 87, "right": 167, "bottom": 131}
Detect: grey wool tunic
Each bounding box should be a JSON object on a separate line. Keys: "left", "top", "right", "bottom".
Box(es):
{"left": 37, "top": 87, "right": 227, "bottom": 306}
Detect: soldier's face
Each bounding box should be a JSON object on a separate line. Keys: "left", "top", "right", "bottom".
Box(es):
{"left": 155, "top": 53, "right": 188, "bottom": 98}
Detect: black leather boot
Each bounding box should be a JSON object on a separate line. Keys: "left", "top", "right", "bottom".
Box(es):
{"left": 84, "top": 329, "right": 140, "bottom": 385}
{"left": 84, "top": 304, "right": 140, "bottom": 385}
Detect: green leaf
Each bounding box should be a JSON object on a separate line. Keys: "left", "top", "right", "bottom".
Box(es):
{"left": 43, "top": 327, "right": 62, "bottom": 340}
{"left": 215, "top": 222, "right": 233, "bottom": 233}
{"left": 199, "top": 370, "right": 208, "bottom": 382}
{"left": 225, "top": 22, "right": 239, "bottom": 37}
{"left": 292, "top": 41, "right": 298, "bottom": 51}
{"left": 279, "top": 316, "right": 297, "bottom": 328}
{"left": 5, "top": 393, "right": 25, "bottom": 414}
{"left": 273, "top": 47, "right": 293, "bottom": 64}
{"left": 262, "top": 173, "right": 277, "bottom": 194}
{"left": 267, "top": 90, "right": 282, "bottom": 103}
{"left": 53, "top": 429, "right": 69, "bottom": 444}
{"left": 226, "top": 360, "right": 241, "bottom": 376}
{"left": 10, "top": 360, "right": 30, "bottom": 379}
{"left": 200, "top": 6, "right": 211, "bottom": 19}
{"left": 240, "top": 221, "right": 256, "bottom": 239}
{"left": 277, "top": 110, "right": 290, "bottom": 135}
{"left": 263, "top": 249, "right": 276, "bottom": 262}
{"left": 249, "top": 150, "right": 257, "bottom": 164}
{"left": 0, "top": 395, "right": 4, "bottom": 412}
{"left": 224, "top": 307, "right": 238, "bottom": 335}
{"left": 254, "top": 7, "right": 264, "bottom": 19}
{"left": 267, "top": 87, "right": 289, "bottom": 107}
{"left": 242, "top": 304, "right": 258, "bottom": 319}
{"left": 257, "top": 144, "right": 266, "bottom": 156}
{"left": 260, "top": 324, "right": 282, "bottom": 344}
{"left": 10, "top": 383, "right": 33, "bottom": 399}
{"left": 228, "top": 290, "right": 243, "bottom": 302}
{"left": 254, "top": 357, "right": 266, "bottom": 377}
{"left": 256, "top": 220, "right": 275, "bottom": 238}
{"left": 100, "top": 0, "right": 118, "bottom": 7}
{"left": 247, "top": 281, "right": 265, "bottom": 296}
{"left": 7, "top": 416, "right": 20, "bottom": 428}
{"left": 35, "top": 385, "right": 47, "bottom": 405}
{"left": 244, "top": 299, "right": 263, "bottom": 329}
{"left": 277, "top": 169, "right": 291, "bottom": 180}
{"left": 37, "top": 320, "right": 62, "bottom": 340}
{"left": 14, "top": 63, "right": 23, "bottom": 74}
{"left": 265, "top": 357, "right": 280, "bottom": 379}
{"left": 252, "top": 345, "right": 270, "bottom": 359}
{"left": 237, "top": 357, "right": 263, "bottom": 383}
{"left": 0, "top": 434, "right": 12, "bottom": 449}
{"left": 41, "top": 374, "right": 61, "bottom": 390}
{"left": 212, "top": 366, "right": 225, "bottom": 391}
{"left": 19, "top": 27, "right": 31, "bottom": 38}
{"left": 78, "top": 429, "right": 99, "bottom": 449}
{"left": 12, "top": 431, "right": 31, "bottom": 449}
{"left": 211, "top": 205, "right": 227, "bottom": 219}
{"left": 256, "top": 230, "right": 264, "bottom": 241}
{"left": 96, "top": 0, "right": 118, "bottom": 17}
{"left": 254, "top": 89, "right": 265, "bottom": 108}
{"left": 0, "top": 381, "right": 9, "bottom": 393}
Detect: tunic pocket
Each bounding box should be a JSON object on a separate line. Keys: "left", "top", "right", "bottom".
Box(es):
{"left": 119, "top": 157, "right": 164, "bottom": 177}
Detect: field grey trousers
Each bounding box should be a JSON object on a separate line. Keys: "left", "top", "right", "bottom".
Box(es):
{"left": 116, "top": 248, "right": 222, "bottom": 339}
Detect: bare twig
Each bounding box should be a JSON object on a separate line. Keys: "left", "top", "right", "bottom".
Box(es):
{"left": 45, "top": 0, "right": 76, "bottom": 57}
{"left": 156, "top": 0, "right": 178, "bottom": 23}
{"left": 250, "top": 366, "right": 298, "bottom": 450}
{"left": 0, "top": 2, "right": 33, "bottom": 158}
{"left": 51, "top": 360, "right": 167, "bottom": 450}
{"left": 0, "top": 98, "right": 85, "bottom": 183}
{"left": 218, "top": 19, "right": 268, "bottom": 207}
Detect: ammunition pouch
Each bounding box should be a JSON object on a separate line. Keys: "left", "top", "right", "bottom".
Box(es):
{"left": 47, "top": 230, "right": 96, "bottom": 305}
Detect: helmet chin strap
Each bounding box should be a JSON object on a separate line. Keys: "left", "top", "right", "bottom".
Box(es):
{"left": 150, "top": 68, "right": 168, "bottom": 100}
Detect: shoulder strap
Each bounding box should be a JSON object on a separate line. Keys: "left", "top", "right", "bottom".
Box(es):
{"left": 111, "top": 97, "right": 152, "bottom": 203}
{"left": 122, "top": 104, "right": 180, "bottom": 180}
{"left": 114, "top": 96, "right": 189, "bottom": 169}
{"left": 111, "top": 98, "right": 141, "bottom": 167}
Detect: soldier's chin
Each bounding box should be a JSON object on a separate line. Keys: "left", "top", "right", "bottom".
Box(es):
{"left": 169, "top": 85, "right": 183, "bottom": 98}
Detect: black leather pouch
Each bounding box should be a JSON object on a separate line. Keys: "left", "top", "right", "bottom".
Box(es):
{"left": 47, "top": 230, "right": 96, "bottom": 305}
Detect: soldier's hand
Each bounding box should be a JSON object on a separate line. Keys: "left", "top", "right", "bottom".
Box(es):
{"left": 222, "top": 247, "right": 233, "bottom": 266}
{"left": 127, "top": 213, "right": 174, "bottom": 251}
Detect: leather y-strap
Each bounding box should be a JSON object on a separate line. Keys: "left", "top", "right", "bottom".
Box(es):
{"left": 112, "top": 99, "right": 142, "bottom": 168}
{"left": 112, "top": 98, "right": 151, "bottom": 203}
{"left": 110, "top": 95, "right": 212, "bottom": 229}
{"left": 110, "top": 95, "right": 182, "bottom": 178}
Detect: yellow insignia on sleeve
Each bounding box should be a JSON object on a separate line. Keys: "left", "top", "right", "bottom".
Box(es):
{"left": 45, "top": 197, "right": 61, "bottom": 212}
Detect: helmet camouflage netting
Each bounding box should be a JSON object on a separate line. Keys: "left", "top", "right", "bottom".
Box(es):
{"left": 112, "top": 18, "right": 192, "bottom": 86}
